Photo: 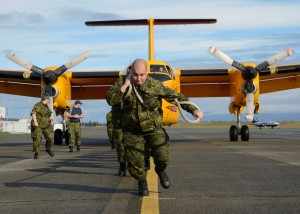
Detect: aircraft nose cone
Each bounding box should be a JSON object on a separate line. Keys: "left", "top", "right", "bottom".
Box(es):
{"left": 242, "top": 66, "right": 258, "bottom": 80}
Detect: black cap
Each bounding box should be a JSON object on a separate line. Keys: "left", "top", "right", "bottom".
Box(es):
{"left": 75, "top": 100, "right": 82, "bottom": 105}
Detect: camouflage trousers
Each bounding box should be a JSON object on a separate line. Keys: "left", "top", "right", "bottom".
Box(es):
{"left": 31, "top": 125, "right": 53, "bottom": 153}
{"left": 107, "top": 124, "right": 114, "bottom": 146}
{"left": 68, "top": 122, "right": 81, "bottom": 147}
{"left": 114, "top": 128, "right": 151, "bottom": 164}
{"left": 123, "top": 127, "right": 170, "bottom": 181}
{"left": 113, "top": 128, "right": 125, "bottom": 163}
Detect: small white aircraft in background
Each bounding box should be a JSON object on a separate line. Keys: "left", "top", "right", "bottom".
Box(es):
{"left": 252, "top": 119, "right": 280, "bottom": 129}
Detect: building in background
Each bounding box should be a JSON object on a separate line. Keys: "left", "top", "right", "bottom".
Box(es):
{"left": 0, "top": 105, "right": 30, "bottom": 133}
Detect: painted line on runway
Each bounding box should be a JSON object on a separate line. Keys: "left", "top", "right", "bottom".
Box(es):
{"left": 141, "top": 158, "right": 159, "bottom": 214}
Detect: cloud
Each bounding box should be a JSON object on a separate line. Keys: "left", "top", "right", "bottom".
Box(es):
{"left": 0, "top": 12, "right": 45, "bottom": 28}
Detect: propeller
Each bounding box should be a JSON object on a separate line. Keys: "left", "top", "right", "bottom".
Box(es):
{"left": 208, "top": 47, "right": 294, "bottom": 121}
{"left": 6, "top": 51, "right": 91, "bottom": 113}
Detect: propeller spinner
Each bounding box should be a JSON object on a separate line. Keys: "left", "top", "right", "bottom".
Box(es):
{"left": 208, "top": 47, "right": 294, "bottom": 121}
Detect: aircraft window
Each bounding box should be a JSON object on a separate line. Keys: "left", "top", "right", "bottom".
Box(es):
{"left": 150, "top": 65, "right": 167, "bottom": 73}
{"left": 166, "top": 65, "right": 175, "bottom": 79}
{"left": 148, "top": 73, "right": 172, "bottom": 82}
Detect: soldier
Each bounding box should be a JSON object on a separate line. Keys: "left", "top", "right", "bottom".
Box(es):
{"left": 65, "top": 100, "right": 84, "bottom": 152}
{"left": 31, "top": 93, "right": 55, "bottom": 159}
{"left": 106, "top": 59, "right": 203, "bottom": 196}
{"left": 106, "top": 111, "right": 115, "bottom": 149}
{"left": 110, "top": 104, "right": 127, "bottom": 176}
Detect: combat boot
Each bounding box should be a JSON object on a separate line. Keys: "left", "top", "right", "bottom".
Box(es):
{"left": 34, "top": 153, "right": 39, "bottom": 159}
{"left": 69, "top": 146, "right": 73, "bottom": 152}
{"left": 138, "top": 180, "right": 149, "bottom": 196}
{"left": 46, "top": 150, "right": 54, "bottom": 157}
{"left": 144, "top": 159, "right": 150, "bottom": 170}
{"left": 155, "top": 168, "right": 170, "bottom": 189}
{"left": 77, "top": 145, "right": 80, "bottom": 151}
{"left": 118, "top": 162, "right": 126, "bottom": 176}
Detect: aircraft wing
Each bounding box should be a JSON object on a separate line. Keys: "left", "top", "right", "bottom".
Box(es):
{"left": 0, "top": 69, "right": 120, "bottom": 99}
{"left": 259, "top": 64, "right": 300, "bottom": 94}
{"left": 180, "top": 63, "right": 300, "bottom": 97}
{"left": 70, "top": 70, "right": 120, "bottom": 99}
{"left": 0, "top": 69, "right": 41, "bottom": 97}
{"left": 179, "top": 68, "right": 231, "bottom": 97}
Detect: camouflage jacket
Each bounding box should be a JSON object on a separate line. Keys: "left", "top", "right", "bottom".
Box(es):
{"left": 31, "top": 101, "right": 52, "bottom": 128}
{"left": 106, "top": 76, "right": 197, "bottom": 133}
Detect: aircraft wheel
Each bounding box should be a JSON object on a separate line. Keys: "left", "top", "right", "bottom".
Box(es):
{"left": 240, "top": 125, "right": 249, "bottom": 141}
{"left": 229, "top": 125, "right": 239, "bottom": 141}
{"left": 54, "top": 129, "right": 63, "bottom": 145}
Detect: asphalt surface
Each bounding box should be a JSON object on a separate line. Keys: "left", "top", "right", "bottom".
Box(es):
{"left": 0, "top": 126, "right": 299, "bottom": 214}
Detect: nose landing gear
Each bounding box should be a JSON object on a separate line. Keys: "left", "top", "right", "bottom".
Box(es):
{"left": 229, "top": 113, "right": 250, "bottom": 141}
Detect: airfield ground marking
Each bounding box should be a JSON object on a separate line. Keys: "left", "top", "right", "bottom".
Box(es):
{"left": 141, "top": 157, "right": 159, "bottom": 214}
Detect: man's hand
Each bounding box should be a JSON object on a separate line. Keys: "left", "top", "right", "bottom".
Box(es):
{"left": 121, "top": 75, "right": 132, "bottom": 93}
{"left": 193, "top": 109, "right": 203, "bottom": 120}
{"left": 34, "top": 122, "right": 38, "bottom": 127}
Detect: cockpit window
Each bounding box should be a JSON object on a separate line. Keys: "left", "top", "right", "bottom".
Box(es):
{"left": 150, "top": 65, "right": 167, "bottom": 73}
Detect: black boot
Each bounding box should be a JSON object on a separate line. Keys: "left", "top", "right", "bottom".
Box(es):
{"left": 46, "top": 150, "right": 54, "bottom": 157}
{"left": 155, "top": 168, "right": 170, "bottom": 189}
{"left": 138, "top": 180, "right": 149, "bottom": 196}
{"left": 69, "top": 146, "right": 73, "bottom": 152}
{"left": 77, "top": 145, "right": 80, "bottom": 151}
{"left": 34, "top": 153, "right": 39, "bottom": 159}
{"left": 118, "top": 163, "right": 126, "bottom": 176}
{"left": 144, "top": 159, "right": 150, "bottom": 170}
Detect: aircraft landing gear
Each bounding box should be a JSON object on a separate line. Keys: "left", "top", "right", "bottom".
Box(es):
{"left": 54, "top": 122, "right": 69, "bottom": 145}
{"left": 229, "top": 112, "right": 250, "bottom": 141}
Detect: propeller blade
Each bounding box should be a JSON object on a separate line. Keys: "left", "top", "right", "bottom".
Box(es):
{"left": 245, "top": 92, "right": 254, "bottom": 121}
{"left": 48, "top": 96, "right": 54, "bottom": 115}
{"left": 6, "top": 52, "right": 44, "bottom": 76}
{"left": 43, "top": 83, "right": 53, "bottom": 96}
{"left": 256, "top": 48, "right": 295, "bottom": 71}
{"left": 55, "top": 51, "right": 91, "bottom": 76}
{"left": 267, "top": 48, "right": 294, "bottom": 66}
{"left": 208, "top": 46, "right": 245, "bottom": 71}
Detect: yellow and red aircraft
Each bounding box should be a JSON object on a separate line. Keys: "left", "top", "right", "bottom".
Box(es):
{"left": 1, "top": 18, "right": 300, "bottom": 143}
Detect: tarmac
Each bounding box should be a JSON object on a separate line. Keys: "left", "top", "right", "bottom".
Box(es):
{"left": 0, "top": 125, "right": 299, "bottom": 214}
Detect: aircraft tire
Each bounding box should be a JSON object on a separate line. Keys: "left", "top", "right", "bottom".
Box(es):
{"left": 229, "top": 125, "right": 239, "bottom": 141}
{"left": 241, "top": 125, "right": 249, "bottom": 141}
{"left": 54, "top": 129, "right": 63, "bottom": 145}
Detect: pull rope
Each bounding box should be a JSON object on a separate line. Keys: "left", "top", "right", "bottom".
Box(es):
{"left": 123, "top": 83, "right": 201, "bottom": 124}
{"left": 173, "top": 98, "right": 200, "bottom": 124}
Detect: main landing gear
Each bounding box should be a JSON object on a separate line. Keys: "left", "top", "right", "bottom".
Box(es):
{"left": 229, "top": 114, "right": 249, "bottom": 141}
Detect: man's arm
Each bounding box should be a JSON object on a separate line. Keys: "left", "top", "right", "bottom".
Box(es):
{"left": 159, "top": 82, "right": 203, "bottom": 117}
{"left": 106, "top": 77, "right": 127, "bottom": 106}
{"left": 32, "top": 113, "right": 38, "bottom": 126}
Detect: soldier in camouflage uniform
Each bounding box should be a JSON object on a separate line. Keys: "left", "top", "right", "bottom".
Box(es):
{"left": 108, "top": 105, "right": 151, "bottom": 176}
{"left": 110, "top": 104, "right": 127, "bottom": 176}
{"left": 106, "top": 111, "right": 115, "bottom": 149}
{"left": 31, "top": 94, "right": 55, "bottom": 159}
{"left": 106, "top": 59, "right": 203, "bottom": 196}
{"left": 65, "top": 100, "right": 84, "bottom": 152}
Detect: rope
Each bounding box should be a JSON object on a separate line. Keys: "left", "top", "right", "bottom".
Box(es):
{"left": 123, "top": 83, "right": 201, "bottom": 124}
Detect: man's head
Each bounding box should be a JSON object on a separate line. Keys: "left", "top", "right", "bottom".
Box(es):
{"left": 41, "top": 93, "right": 50, "bottom": 103}
{"left": 74, "top": 100, "right": 82, "bottom": 106}
{"left": 131, "top": 59, "right": 148, "bottom": 86}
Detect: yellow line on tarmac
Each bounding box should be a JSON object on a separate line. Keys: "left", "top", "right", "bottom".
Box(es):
{"left": 141, "top": 158, "right": 159, "bottom": 214}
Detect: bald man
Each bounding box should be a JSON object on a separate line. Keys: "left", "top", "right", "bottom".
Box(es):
{"left": 106, "top": 59, "right": 203, "bottom": 196}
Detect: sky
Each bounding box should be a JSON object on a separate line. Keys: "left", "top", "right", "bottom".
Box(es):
{"left": 0, "top": 0, "right": 300, "bottom": 123}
